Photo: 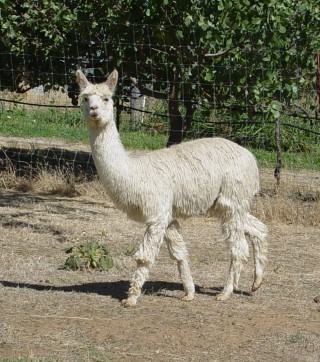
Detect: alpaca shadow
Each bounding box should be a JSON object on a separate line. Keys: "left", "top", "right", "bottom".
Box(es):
{"left": 0, "top": 280, "right": 252, "bottom": 302}
{"left": 0, "top": 279, "right": 188, "bottom": 302}
{"left": 196, "top": 286, "right": 252, "bottom": 298}
{"left": 0, "top": 280, "right": 129, "bottom": 301}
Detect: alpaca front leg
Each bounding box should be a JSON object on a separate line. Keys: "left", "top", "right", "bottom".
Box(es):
{"left": 122, "top": 221, "right": 167, "bottom": 308}
{"left": 121, "top": 260, "right": 150, "bottom": 308}
{"left": 177, "top": 261, "right": 195, "bottom": 301}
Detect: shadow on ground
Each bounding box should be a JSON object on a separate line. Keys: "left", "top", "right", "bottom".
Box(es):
{"left": 0, "top": 280, "right": 252, "bottom": 302}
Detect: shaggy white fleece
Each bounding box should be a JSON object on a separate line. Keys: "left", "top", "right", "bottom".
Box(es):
{"left": 76, "top": 69, "right": 268, "bottom": 307}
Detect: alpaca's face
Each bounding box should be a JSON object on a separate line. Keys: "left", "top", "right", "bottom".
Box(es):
{"left": 76, "top": 69, "right": 118, "bottom": 129}
{"left": 82, "top": 91, "right": 114, "bottom": 129}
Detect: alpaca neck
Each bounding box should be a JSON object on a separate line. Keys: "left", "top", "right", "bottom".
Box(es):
{"left": 88, "top": 123, "right": 131, "bottom": 189}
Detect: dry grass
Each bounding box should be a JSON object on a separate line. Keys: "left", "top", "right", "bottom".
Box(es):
{"left": 1, "top": 166, "right": 319, "bottom": 226}
{"left": 0, "top": 87, "right": 72, "bottom": 108}
{"left": 0, "top": 166, "right": 319, "bottom": 361}
{"left": 254, "top": 169, "right": 320, "bottom": 226}
{"left": 1, "top": 167, "right": 80, "bottom": 197}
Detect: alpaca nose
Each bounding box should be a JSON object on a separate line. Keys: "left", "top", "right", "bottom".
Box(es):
{"left": 90, "top": 105, "right": 98, "bottom": 111}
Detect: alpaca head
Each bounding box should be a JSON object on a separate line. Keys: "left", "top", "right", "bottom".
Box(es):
{"left": 76, "top": 69, "right": 118, "bottom": 129}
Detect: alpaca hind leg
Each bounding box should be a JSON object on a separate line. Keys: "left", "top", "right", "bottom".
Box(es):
{"left": 245, "top": 213, "right": 268, "bottom": 292}
{"left": 217, "top": 216, "right": 249, "bottom": 301}
{"left": 122, "top": 219, "right": 168, "bottom": 308}
{"left": 165, "top": 220, "right": 195, "bottom": 301}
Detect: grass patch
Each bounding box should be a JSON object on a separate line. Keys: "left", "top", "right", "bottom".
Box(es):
{"left": 0, "top": 107, "right": 87, "bottom": 143}
{"left": 0, "top": 107, "right": 167, "bottom": 149}
{"left": 251, "top": 148, "right": 320, "bottom": 170}
{"left": 288, "top": 331, "right": 309, "bottom": 344}
{"left": 1, "top": 164, "right": 319, "bottom": 227}
{"left": 1, "top": 107, "right": 319, "bottom": 170}
{"left": 120, "top": 130, "right": 166, "bottom": 150}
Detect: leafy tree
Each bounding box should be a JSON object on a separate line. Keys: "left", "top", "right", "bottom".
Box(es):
{"left": 1, "top": 0, "right": 319, "bottom": 145}
{"left": 0, "top": 0, "right": 76, "bottom": 91}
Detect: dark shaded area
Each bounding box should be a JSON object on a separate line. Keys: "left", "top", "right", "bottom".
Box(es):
{"left": 0, "top": 147, "right": 96, "bottom": 178}
{"left": 0, "top": 279, "right": 252, "bottom": 303}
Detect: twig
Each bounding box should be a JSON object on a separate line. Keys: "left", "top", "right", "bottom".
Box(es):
{"left": 205, "top": 48, "right": 233, "bottom": 58}
{"left": 31, "top": 314, "right": 92, "bottom": 320}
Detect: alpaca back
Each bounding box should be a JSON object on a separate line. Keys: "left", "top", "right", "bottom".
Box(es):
{"left": 128, "top": 137, "right": 259, "bottom": 219}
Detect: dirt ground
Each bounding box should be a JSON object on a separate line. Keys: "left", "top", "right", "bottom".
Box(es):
{"left": 0, "top": 169, "right": 320, "bottom": 361}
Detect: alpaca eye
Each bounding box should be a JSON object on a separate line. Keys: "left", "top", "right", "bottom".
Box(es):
{"left": 84, "top": 97, "right": 88, "bottom": 102}
{"left": 103, "top": 97, "right": 109, "bottom": 102}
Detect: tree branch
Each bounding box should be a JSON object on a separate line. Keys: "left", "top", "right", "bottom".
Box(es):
{"left": 130, "top": 77, "right": 168, "bottom": 100}
{"left": 204, "top": 48, "right": 233, "bottom": 58}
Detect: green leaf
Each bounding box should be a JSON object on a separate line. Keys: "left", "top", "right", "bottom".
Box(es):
{"left": 269, "top": 101, "right": 282, "bottom": 119}
{"left": 218, "top": 3, "right": 224, "bottom": 11}
{"left": 203, "top": 72, "right": 213, "bottom": 82}
{"left": 279, "top": 25, "right": 286, "bottom": 34}
{"left": 64, "top": 255, "right": 81, "bottom": 270}
{"left": 99, "top": 255, "right": 114, "bottom": 271}
{"left": 64, "top": 241, "right": 113, "bottom": 271}
{"left": 176, "top": 30, "right": 183, "bottom": 38}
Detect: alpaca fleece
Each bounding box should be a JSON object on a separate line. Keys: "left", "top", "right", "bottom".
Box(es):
{"left": 76, "top": 69, "right": 268, "bottom": 307}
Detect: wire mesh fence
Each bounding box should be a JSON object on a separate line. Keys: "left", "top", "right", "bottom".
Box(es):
{"left": 0, "top": 22, "right": 319, "bottom": 181}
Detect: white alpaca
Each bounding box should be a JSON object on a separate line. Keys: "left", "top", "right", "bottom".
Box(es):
{"left": 76, "top": 69, "right": 268, "bottom": 307}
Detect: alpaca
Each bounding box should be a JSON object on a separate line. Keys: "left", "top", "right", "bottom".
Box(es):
{"left": 76, "top": 69, "right": 268, "bottom": 307}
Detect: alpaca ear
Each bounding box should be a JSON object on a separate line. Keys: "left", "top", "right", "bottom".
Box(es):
{"left": 106, "top": 69, "right": 118, "bottom": 94}
{"left": 76, "top": 70, "right": 90, "bottom": 91}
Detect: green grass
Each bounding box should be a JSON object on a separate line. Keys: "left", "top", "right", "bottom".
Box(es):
{"left": 0, "top": 107, "right": 88, "bottom": 143}
{"left": 0, "top": 107, "right": 319, "bottom": 170}
{"left": 251, "top": 147, "right": 320, "bottom": 170}
{"left": 121, "top": 130, "right": 166, "bottom": 149}
{"left": 0, "top": 108, "right": 167, "bottom": 149}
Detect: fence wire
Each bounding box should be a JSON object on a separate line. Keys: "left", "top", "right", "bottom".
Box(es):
{"left": 0, "top": 22, "right": 319, "bottom": 180}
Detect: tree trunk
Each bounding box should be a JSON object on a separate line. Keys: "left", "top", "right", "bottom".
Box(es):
{"left": 274, "top": 118, "right": 282, "bottom": 186}
{"left": 166, "top": 98, "right": 184, "bottom": 147}
{"left": 129, "top": 75, "right": 196, "bottom": 147}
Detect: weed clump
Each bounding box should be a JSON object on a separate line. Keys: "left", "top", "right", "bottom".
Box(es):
{"left": 64, "top": 241, "right": 113, "bottom": 271}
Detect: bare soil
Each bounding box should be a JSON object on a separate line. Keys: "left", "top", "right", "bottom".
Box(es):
{"left": 0, "top": 170, "right": 320, "bottom": 361}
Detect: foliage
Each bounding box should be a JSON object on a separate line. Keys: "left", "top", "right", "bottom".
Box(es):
{"left": 187, "top": 117, "right": 320, "bottom": 152}
{"left": 64, "top": 241, "right": 114, "bottom": 271}
{"left": 0, "top": 0, "right": 319, "bottom": 144}
{"left": 1, "top": 105, "right": 319, "bottom": 170}
{"left": 0, "top": 0, "right": 76, "bottom": 55}
{"left": 0, "top": 0, "right": 77, "bottom": 92}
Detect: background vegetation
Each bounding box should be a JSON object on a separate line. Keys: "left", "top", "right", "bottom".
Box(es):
{"left": 1, "top": 0, "right": 319, "bottom": 146}
{"left": 0, "top": 105, "right": 319, "bottom": 170}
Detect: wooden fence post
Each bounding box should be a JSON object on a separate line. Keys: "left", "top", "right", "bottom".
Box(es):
{"left": 274, "top": 118, "right": 282, "bottom": 186}
{"left": 316, "top": 53, "right": 320, "bottom": 118}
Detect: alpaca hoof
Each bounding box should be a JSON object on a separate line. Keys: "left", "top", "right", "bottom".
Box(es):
{"left": 121, "top": 299, "right": 136, "bottom": 308}
{"left": 216, "top": 293, "right": 230, "bottom": 301}
{"left": 182, "top": 294, "right": 194, "bottom": 302}
{"left": 252, "top": 278, "right": 262, "bottom": 292}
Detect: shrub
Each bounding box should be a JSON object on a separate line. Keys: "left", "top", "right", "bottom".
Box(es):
{"left": 64, "top": 241, "right": 113, "bottom": 271}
